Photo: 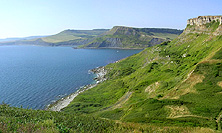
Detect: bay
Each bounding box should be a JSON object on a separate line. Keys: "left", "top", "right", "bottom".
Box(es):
{"left": 0, "top": 46, "right": 142, "bottom": 109}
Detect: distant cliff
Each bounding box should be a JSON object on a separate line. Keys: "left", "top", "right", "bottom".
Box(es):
{"left": 82, "top": 26, "right": 183, "bottom": 49}
{"left": 0, "top": 29, "right": 108, "bottom": 47}
{"left": 0, "top": 27, "right": 183, "bottom": 48}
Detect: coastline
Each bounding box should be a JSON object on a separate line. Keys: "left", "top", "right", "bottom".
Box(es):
{"left": 46, "top": 66, "right": 107, "bottom": 111}
{"left": 74, "top": 46, "right": 145, "bottom": 50}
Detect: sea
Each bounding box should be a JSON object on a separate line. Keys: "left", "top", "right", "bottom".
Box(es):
{"left": 0, "top": 45, "right": 142, "bottom": 109}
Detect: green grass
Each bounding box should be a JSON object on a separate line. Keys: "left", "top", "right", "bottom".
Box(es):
{"left": 63, "top": 22, "right": 222, "bottom": 130}
{"left": 42, "top": 29, "right": 108, "bottom": 43}
{"left": 1, "top": 104, "right": 212, "bottom": 132}
{"left": 83, "top": 27, "right": 182, "bottom": 48}
{"left": 1, "top": 20, "right": 222, "bottom": 132}
{"left": 180, "top": 63, "right": 222, "bottom": 117}
{"left": 186, "top": 20, "right": 220, "bottom": 34}
{"left": 15, "top": 27, "right": 182, "bottom": 48}
{"left": 0, "top": 104, "right": 118, "bottom": 132}
{"left": 205, "top": 20, "right": 220, "bottom": 30}
{"left": 212, "top": 47, "right": 222, "bottom": 59}
{"left": 63, "top": 79, "right": 128, "bottom": 114}
{"left": 42, "top": 34, "right": 81, "bottom": 43}
{"left": 151, "top": 32, "right": 179, "bottom": 40}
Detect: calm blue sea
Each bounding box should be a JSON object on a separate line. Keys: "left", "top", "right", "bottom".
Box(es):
{"left": 0, "top": 46, "right": 142, "bottom": 109}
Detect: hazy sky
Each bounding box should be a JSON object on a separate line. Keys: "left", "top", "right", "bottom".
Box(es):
{"left": 0, "top": 0, "right": 221, "bottom": 38}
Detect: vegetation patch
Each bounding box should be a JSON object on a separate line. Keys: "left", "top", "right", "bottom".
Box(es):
{"left": 217, "top": 81, "right": 222, "bottom": 88}
{"left": 145, "top": 82, "right": 160, "bottom": 94}
{"left": 166, "top": 105, "right": 191, "bottom": 118}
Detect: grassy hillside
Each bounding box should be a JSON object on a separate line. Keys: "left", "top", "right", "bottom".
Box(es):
{"left": 41, "top": 29, "right": 108, "bottom": 43}
{"left": 0, "top": 27, "right": 182, "bottom": 48}
{"left": 63, "top": 20, "right": 222, "bottom": 131}
{"left": 1, "top": 19, "right": 222, "bottom": 132}
{"left": 0, "top": 104, "right": 214, "bottom": 132}
{"left": 82, "top": 26, "right": 182, "bottom": 48}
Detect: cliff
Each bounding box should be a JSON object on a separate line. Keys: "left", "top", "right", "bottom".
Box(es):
{"left": 41, "top": 29, "right": 109, "bottom": 43}
{"left": 0, "top": 27, "right": 182, "bottom": 48}
{"left": 187, "top": 16, "right": 222, "bottom": 26}
{"left": 105, "top": 26, "right": 139, "bottom": 36}
{"left": 0, "top": 29, "right": 108, "bottom": 47}
{"left": 184, "top": 16, "right": 222, "bottom": 36}
{"left": 83, "top": 26, "right": 182, "bottom": 49}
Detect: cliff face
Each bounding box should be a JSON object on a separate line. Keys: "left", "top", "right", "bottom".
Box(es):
{"left": 83, "top": 26, "right": 182, "bottom": 49}
{"left": 184, "top": 16, "right": 222, "bottom": 36}
{"left": 86, "top": 38, "right": 123, "bottom": 48}
{"left": 187, "top": 16, "right": 222, "bottom": 26}
{"left": 105, "top": 26, "right": 139, "bottom": 36}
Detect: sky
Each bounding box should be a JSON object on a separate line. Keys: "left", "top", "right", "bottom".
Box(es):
{"left": 0, "top": 0, "right": 221, "bottom": 39}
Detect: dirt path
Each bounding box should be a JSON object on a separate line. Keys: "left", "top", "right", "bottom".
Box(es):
{"left": 216, "top": 110, "right": 222, "bottom": 131}
{"left": 112, "top": 91, "right": 132, "bottom": 109}
{"left": 101, "top": 91, "right": 132, "bottom": 111}
{"left": 170, "top": 115, "right": 210, "bottom": 119}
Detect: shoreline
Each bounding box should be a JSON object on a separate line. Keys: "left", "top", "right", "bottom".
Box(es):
{"left": 46, "top": 66, "right": 107, "bottom": 111}
{"left": 75, "top": 47, "right": 145, "bottom": 50}
{"left": 0, "top": 44, "right": 144, "bottom": 50}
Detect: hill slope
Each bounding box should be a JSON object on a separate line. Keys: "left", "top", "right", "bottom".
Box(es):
{"left": 0, "top": 29, "right": 109, "bottom": 46}
{"left": 63, "top": 16, "right": 222, "bottom": 130}
{"left": 0, "top": 27, "right": 182, "bottom": 48}
{"left": 41, "top": 29, "right": 109, "bottom": 43}
{"left": 81, "top": 26, "right": 182, "bottom": 48}
{"left": 0, "top": 36, "right": 47, "bottom": 43}
{"left": 0, "top": 104, "right": 213, "bottom": 132}
{"left": 1, "top": 16, "right": 221, "bottom": 132}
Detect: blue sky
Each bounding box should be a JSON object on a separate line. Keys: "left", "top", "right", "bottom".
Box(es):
{"left": 0, "top": 0, "right": 221, "bottom": 38}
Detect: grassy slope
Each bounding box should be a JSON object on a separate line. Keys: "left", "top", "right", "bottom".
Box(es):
{"left": 64, "top": 21, "right": 222, "bottom": 130}
{"left": 41, "top": 29, "right": 108, "bottom": 43}
{"left": 1, "top": 27, "right": 181, "bottom": 48}
{"left": 82, "top": 27, "right": 183, "bottom": 48}
{"left": 1, "top": 22, "right": 221, "bottom": 132}
{"left": 0, "top": 104, "right": 213, "bottom": 132}
{"left": 151, "top": 32, "right": 179, "bottom": 40}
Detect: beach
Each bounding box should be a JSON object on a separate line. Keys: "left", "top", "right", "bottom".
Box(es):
{"left": 46, "top": 66, "right": 107, "bottom": 111}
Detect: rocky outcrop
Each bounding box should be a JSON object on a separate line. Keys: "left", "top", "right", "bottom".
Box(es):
{"left": 54, "top": 39, "right": 93, "bottom": 46}
{"left": 83, "top": 26, "right": 183, "bottom": 48}
{"left": 187, "top": 16, "right": 222, "bottom": 26}
{"left": 99, "top": 38, "right": 123, "bottom": 47}
{"left": 184, "top": 16, "right": 222, "bottom": 35}
{"left": 149, "top": 38, "right": 165, "bottom": 45}
{"left": 90, "top": 66, "right": 107, "bottom": 83}
{"left": 86, "top": 38, "right": 123, "bottom": 48}
{"left": 106, "top": 26, "right": 139, "bottom": 36}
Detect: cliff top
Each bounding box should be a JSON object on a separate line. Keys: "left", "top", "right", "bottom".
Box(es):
{"left": 190, "top": 15, "right": 222, "bottom": 19}
{"left": 187, "top": 15, "right": 222, "bottom": 26}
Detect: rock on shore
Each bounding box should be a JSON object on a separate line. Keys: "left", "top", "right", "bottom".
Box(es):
{"left": 90, "top": 66, "right": 107, "bottom": 83}
{"left": 46, "top": 66, "right": 107, "bottom": 111}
